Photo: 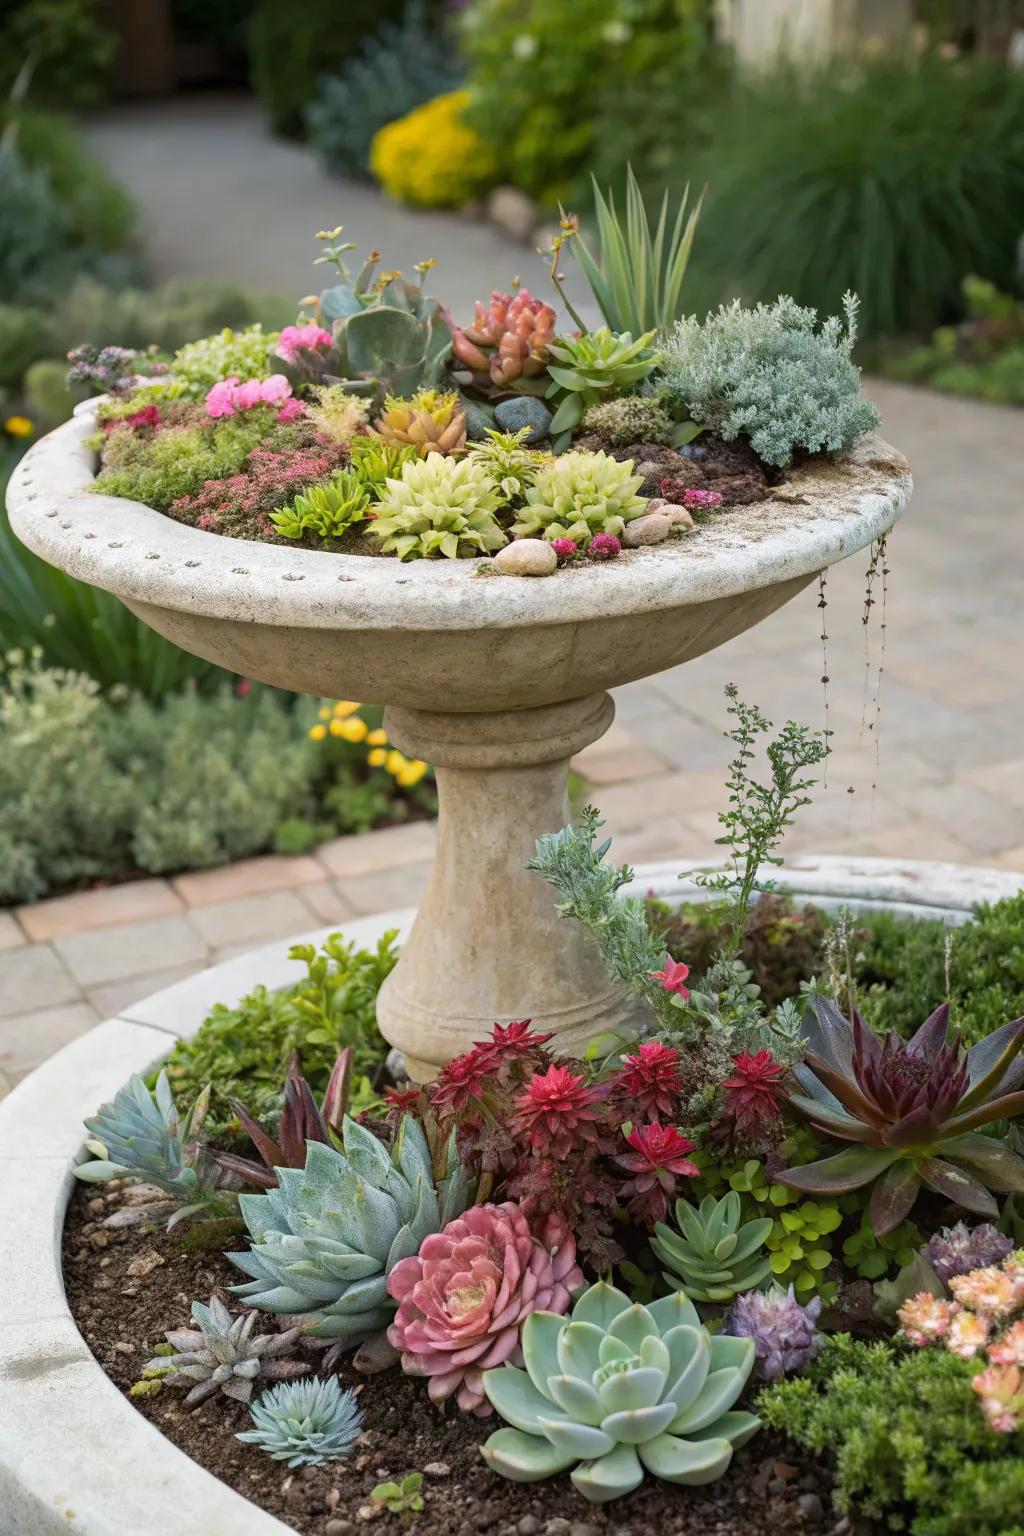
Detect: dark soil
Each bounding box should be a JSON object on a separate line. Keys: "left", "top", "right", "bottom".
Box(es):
{"left": 63, "top": 1182, "right": 855, "bottom": 1536}
{"left": 574, "top": 433, "right": 786, "bottom": 505}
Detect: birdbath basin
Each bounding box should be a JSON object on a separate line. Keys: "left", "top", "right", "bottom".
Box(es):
{"left": 6, "top": 416, "right": 910, "bottom": 1078}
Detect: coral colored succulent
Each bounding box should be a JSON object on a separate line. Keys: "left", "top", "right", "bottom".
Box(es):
{"left": 780, "top": 998, "right": 1024, "bottom": 1235}
{"left": 452, "top": 289, "right": 556, "bottom": 390}
{"left": 949, "top": 1264, "right": 1024, "bottom": 1319}
{"left": 725, "top": 1284, "right": 823, "bottom": 1381}
{"left": 973, "top": 1361, "right": 1024, "bottom": 1433}
{"left": 614, "top": 1042, "right": 685, "bottom": 1121}
{"left": 948, "top": 1309, "right": 990, "bottom": 1358}
{"left": 371, "top": 388, "right": 467, "bottom": 457}
{"left": 988, "top": 1319, "right": 1024, "bottom": 1367}
{"left": 615, "top": 1122, "right": 699, "bottom": 1225}
{"left": 387, "top": 1202, "right": 582, "bottom": 1415}
{"left": 897, "top": 1292, "right": 953, "bottom": 1347}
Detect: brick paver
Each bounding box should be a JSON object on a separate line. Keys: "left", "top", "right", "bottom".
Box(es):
{"left": 1, "top": 97, "right": 1019, "bottom": 1088}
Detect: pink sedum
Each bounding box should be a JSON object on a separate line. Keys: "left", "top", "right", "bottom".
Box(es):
{"left": 277, "top": 322, "right": 334, "bottom": 361}
{"left": 386, "top": 1201, "right": 582, "bottom": 1416}
{"left": 948, "top": 1308, "right": 990, "bottom": 1358}
{"left": 897, "top": 1292, "right": 952, "bottom": 1347}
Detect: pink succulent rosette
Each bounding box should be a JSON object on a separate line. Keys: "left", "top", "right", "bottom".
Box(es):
{"left": 386, "top": 1201, "right": 582, "bottom": 1416}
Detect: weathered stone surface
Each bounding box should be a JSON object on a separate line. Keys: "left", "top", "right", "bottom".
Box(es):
{"left": 16, "top": 880, "right": 182, "bottom": 943}
{"left": 622, "top": 511, "right": 673, "bottom": 547}
{"left": 493, "top": 538, "right": 557, "bottom": 576}
{"left": 487, "top": 185, "right": 541, "bottom": 242}
{"left": 662, "top": 502, "right": 696, "bottom": 528}
{"left": 493, "top": 395, "right": 552, "bottom": 444}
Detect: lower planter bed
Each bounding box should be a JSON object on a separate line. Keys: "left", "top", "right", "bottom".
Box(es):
{"left": 2, "top": 857, "right": 1023, "bottom": 1536}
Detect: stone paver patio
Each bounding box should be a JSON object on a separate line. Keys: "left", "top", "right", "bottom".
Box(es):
{"left": 2, "top": 96, "right": 1021, "bottom": 1093}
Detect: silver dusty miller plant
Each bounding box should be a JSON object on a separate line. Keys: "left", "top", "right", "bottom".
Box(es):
{"left": 659, "top": 291, "right": 880, "bottom": 466}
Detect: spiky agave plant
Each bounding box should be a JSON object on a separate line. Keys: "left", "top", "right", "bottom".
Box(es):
{"left": 780, "top": 999, "right": 1024, "bottom": 1234}
{"left": 481, "top": 1281, "right": 758, "bottom": 1504}
{"left": 229, "top": 1114, "right": 473, "bottom": 1352}
{"left": 74, "top": 1071, "right": 232, "bottom": 1227}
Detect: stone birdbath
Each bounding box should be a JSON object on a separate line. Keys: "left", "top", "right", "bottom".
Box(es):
{"left": 6, "top": 418, "right": 910, "bottom": 1078}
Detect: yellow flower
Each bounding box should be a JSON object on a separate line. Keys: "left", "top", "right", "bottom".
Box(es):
{"left": 385, "top": 749, "right": 407, "bottom": 776}
{"left": 333, "top": 700, "right": 361, "bottom": 718}
{"left": 370, "top": 91, "right": 496, "bottom": 209}
{"left": 366, "top": 727, "right": 388, "bottom": 747}
{"left": 309, "top": 723, "right": 328, "bottom": 742}
{"left": 4, "top": 415, "right": 33, "bottom": 438}
{"left": 318, "top": 705, "right": 332, "bottom": 721}
{"left": 367, "top": 747, "right": 388, "bottom": 768}
{"left": 334, "top": 716, "right": 369, "bottom": 743}
{"left": 396, "top": 759, "right": 429, "bottom": 788}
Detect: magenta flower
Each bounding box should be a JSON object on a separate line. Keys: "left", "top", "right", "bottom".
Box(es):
{"left": 587, "top": 533, "right": 621, "bottom": 560}
{"left": 387, "top": 1202, "right": 581, "bottom": 1415}
{"left": 205, "top": 376, "right": 240, "bottom": 418}
{"left": 650, "top": 957, "right": 691, "bottom": 998}
{"left": 681, "top": 488, "right": 724, "bottom": 510}
{"left": 260, "top": 373, "right": 292, "bottom": 405}
{"left": 277, "top": 323, "right": 334, "bottom": 362}
{"left": 276, "top": 397, "right": 306, "bottom": 424}
{"left": 550, "top": 538, "right": 578, "bottom": 563}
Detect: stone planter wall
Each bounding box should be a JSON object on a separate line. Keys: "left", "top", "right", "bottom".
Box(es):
{"left": 3, "top": 859, "right": 1022, "bottom": 1535}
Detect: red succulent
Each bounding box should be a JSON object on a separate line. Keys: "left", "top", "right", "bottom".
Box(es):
{"left": 722, "top": 1049, "right": 786, "bottom": 1143}
{"left": 616, "top": 1122, "right": 699, "bottom": 1224}
{"left": 431, "top": 1046, "right": 496, "bottom": 1118}
{"left": 512, "top": 1065, "right": 607, "bottom": 1158}
{"left": 615, "top": 1041, "right": 686, "bottom": 1119}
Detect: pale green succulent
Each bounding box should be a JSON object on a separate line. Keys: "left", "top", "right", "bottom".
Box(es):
{"left": 511, "top": 451, "right": 647, "bottom": 546}
{"left": 465, "top": 427, "right": 549, "bottom": 506}
{"left": 347, "top": 435, "right": 419, "bottom": 495}
{"left": 269, "top": 470, "right": 371, "bottom": 547}
{"left": 229, "top": 1115, "right": 472, "bottom": 1350}
{"left": 482, "top": 1281, "right": 758, "bottom": 1504}
{"left": 544, "top": 327, "right": 659, "bottom": 443}
{"left": 238, "top": 1376, "right": 363, "bottom": 1468}
{"left": 368, "top": 454, "right": 507, "bottom": 560}
{"left": 651, "top": 1192, "right": 774, "bottom": 1304}
{"left": 74, "top": 1071, "right": 231, "bottom": 1227}
{"left": 140, "top": 1295, "right": 309, "bottom": 1408}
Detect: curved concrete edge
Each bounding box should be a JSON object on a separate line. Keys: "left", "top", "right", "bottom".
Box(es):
{"left": 6, "top": 415, "right": 910, "bottom": 632}
{"left": 3, "top": 860, "right": 1023, "bottom": 1536}
{"left": 0, "top": 908, "right": 414, "bottom": 1536}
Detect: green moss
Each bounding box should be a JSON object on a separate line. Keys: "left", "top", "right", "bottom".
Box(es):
{"left": 758, "top": 1336, "right": 1024, "bottom": 1536}
{"left": 93, "top": 416, "right": 270, "bottom": 510}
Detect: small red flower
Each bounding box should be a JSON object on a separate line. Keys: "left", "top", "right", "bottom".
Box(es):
{"left": 616, "top": 1121, "right": 699, "bottom": 1224}
{"left": 616, "top": 1041, "right": 685, "bottom": 1119}
{"left": 650, "top": 957, "right": 691, "bottom": 998}
{"left": 721, "top": 1049, "right": 785, "bottom": 1140}
{"left": 513, "top": 1065, "right": 605, "bottom": 1157}
{"left": 126, "top": 404, "right": 160, "bottom": 430}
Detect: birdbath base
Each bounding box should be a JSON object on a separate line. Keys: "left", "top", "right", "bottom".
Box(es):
{"left": 375, "top": 692, "right": 650, "bottom": 1080}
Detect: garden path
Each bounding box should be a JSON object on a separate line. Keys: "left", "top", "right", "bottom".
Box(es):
{"left": 2, "top": 95, "right": 1018, "bottom": 1097}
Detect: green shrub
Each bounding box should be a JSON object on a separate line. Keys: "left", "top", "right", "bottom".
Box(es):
{"left": 758, "top": 1335, "right": 1024, "bottom": 1535}
{"left": 948, "top": 892, "right": 1024, "bottom": 1045}
{"left": 11, "top": 110, "right": 136, "bottom": 251}
{"left": 875, "top": 278, "right": 1024, "bottom": 406}
{"left": 658, "top": 293, "right": 880, "bottom": 466}
{"left": 0, "top": 143, "right": 69, "bottom": 304}
{"left": 0, "top": 0, "right": 114, "bottom": 107}
{"left": 49, "top": 276, "right": 294, "bottom": 357}
{"left": 307, "top": 2, "right": 462, "bottom": 179}
{"left": 460, "top": 0, "right": 709, "bottom": 202}
{"left": 0, "top": 652, "right": 136, "bottom": 903}
{"left": 682, "top": 56, "right": 1024, "bottom": 339}
{"left": 655, "top": 892, "right": 829, "bottom": 1009}
{"left": 0, "top": 304, "right": 49, "bottom": 391}
{"left": 159, "top": 930, "right": 399, "bottom": 1134}
{"left": 249, "top": 0, "right": 406, "bottom": 137}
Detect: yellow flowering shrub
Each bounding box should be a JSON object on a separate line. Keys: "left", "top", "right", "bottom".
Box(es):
{"left": 370, "top": 90, "right": 496, "bottom": 209}
{"left": 309, "top": 701, "right": 431, "bottom": 790}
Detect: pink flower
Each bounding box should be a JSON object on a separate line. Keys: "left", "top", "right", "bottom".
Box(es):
{"left": 897, "top": 1292, "right": 952, "bottom": 1347}
{"left": 125, "top": 404, "right": 160, "bottom": 430}
{"left": 277, "top": 323, "right": 334, "bottom": 362}
{"left": 205, "top": 377, "right": 240, "bottom": 418}
{"left": 276, "top": 397, "right": 305, "bottom": 423}
{"left": 681, "top": 488, "right": 724, "bottom": 510}
{"left": 233, "top": 378, "right": 264, "bottom": 410}
{"left": 551, "top": 538, "right": 578, "bottom": 563}
{"left": 721, "top": 1049, "right": 786, "bottom": 1142}
{"left": 587, "top": 533, "right": 621, "bottom": 560}
{"left": 387, "top": 1202, "right": 581, "bottom": 1415}
{"left": 650, "top": 957, "right": 691, "bottom": 998}
{"left": 259, "top": 373, "right": 292, "bottom": 405}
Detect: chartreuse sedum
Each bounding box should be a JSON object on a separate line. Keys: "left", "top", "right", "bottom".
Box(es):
{"left": 481, "top": 1281, "right": 758, "bottom": 1504}
{"left": 229, "top": 1115, "right": 471, "bottom": 1352}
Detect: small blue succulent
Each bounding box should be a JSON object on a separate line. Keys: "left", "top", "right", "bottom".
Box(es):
{"left": 237, "top": 1377, "right": 363, "bottom": 1468}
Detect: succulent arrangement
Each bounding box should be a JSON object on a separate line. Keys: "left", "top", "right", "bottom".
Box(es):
{"left": 481, "top": 1282, "right": 758, "bottom": 1502}
{"left": 76, "top": 183, "right": 881, "bottom": 570}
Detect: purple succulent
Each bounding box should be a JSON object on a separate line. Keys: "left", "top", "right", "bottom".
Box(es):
{"left": 726, "top": 1284, "right": 823, "bottom": 1381}
{"left": 924, "top": 1221, "right": 1013, "bottom": 1285}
